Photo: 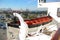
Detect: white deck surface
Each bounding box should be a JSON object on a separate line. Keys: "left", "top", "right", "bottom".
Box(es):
{"left": 26, "top": 33, "right": 51, "bottom": 40}
{"left": 7, "top": 20, "right": 57, "bottom": 40}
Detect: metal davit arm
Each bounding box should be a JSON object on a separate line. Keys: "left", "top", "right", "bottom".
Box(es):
{"left": 13, "top": 13, "right": 24, "bottom": 26}
{"left": 13, "top": 13, "right": 28, "bottom": 40}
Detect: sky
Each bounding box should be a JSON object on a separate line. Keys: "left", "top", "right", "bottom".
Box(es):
{"left": 0, "top": 0, "right": 60, "bottom": 10}
{"left": 0, "top": 0, "right": 37, "bottom": 10}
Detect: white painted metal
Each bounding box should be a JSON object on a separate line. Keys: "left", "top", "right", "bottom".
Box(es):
{"left": 46, "top": 24, "right": 57, "bottom": 32}
{"left": 38, "top": 2, "right": 60, "bottom": 23}
{"left": 13, "top": 13, "right": 29, "bottom": 40}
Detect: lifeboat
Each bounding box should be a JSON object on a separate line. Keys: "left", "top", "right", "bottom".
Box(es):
{"left": 8, "top": 16, "right": 53, "bottom": 28}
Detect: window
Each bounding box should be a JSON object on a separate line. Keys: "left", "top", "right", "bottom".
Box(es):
{"left": 57, "top": 8, "right": 60, "bottom": 17}
{"left": 39, "top": 0, "right": 60, "bottom": 3}
{"left": 39, "top": 0, "right": 46, "bottom": 3}
{"left": 46, "top": 0, "right": 60, "bottom": 2}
